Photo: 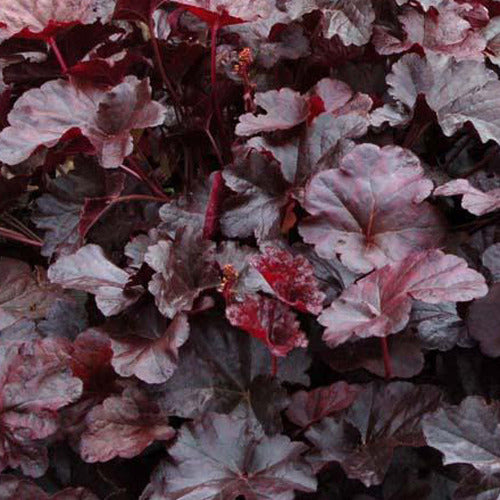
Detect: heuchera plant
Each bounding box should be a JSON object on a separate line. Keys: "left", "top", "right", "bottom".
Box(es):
{"left": 0, "top": 0, "right": 499, "bottom": 497}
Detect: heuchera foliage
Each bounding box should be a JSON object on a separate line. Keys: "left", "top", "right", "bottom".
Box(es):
{"left": 0, "top": 0, "right": 499, "bottom": 497}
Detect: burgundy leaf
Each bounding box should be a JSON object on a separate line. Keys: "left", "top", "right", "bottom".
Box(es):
{"left": 144, "top": 227, "right": 220, "bottom": 318}
{"left": 0, "top": 258, "right": 64, "bottom": 330}
{"left": 78, "top": 172, "right": 126, "bottom": 238}
{"left": 410, "top": 301, "right": 465, "bottom": 351}
{"left": 0, "top": 339, "right": 82, "bottom": 476}
{"left": 0, "top": 0, "right": 114, "bottom": 40}
{"left": 284, "top": 0, "right": 375, "bottom": 46}
{"left": 373, "top": 1, "right": 488, "bottom": 60}
{"left": 80, "top": 384, "right": 175, "bottom": 462}
{"left": 32, "top": 161, "right": 110, "bottom": 258}
{"left": 423, "top": 396, "right": 500, "bottom": 475}
{"left": 319, "top": 250, "right": 488, "bottom": 347}
{"left": 48, "top": 244, "right": 143, "bottom": 316}
{"left": 454, "top": 469, "right": 500, "bottom": 500}
{"left": 0, "top": 76, "right": 167, "bottom": 168}
{"left": 158, "top": 177, "right": 210, "bottom": 238}
{"left": 61, "top": 329, "right": 117, "bottom": 447}
{"left": 299, "top": 144, "right": 445, "bottom": 273}
{"left": 250, "top": 246, "right": 325, "bottom": 314}
{"left": 306, "top": 381, "right": 442, "bottom": 486}
{"left": 0, "top": 474, "right": 98, "bottom": 500}
{"left": 141, "top": 411, "right": 317, "bottom": 499}
{"left": 375, "top": 53, "right": 500, "bottom": 146}
{"left": 286, "top": 382, "right": 361, "bottom": 429}
{"left": 226, "top": 294, "right": 308, "bottom": 357}
{"left": 467, "top": 283, "right": 500, "bottom": 357}
{"left": 110, "top": 312, "right": 189, "bottom": 384}
{"left": 221, "top": 151, "right": 292, "bottom": 242}
{"left": 247, "top": 78, "right": 371, "bottom": 184}
{"left": 483, "top": 243, "right": 500, "bottom": 282}
{"left": 434, "top": 179, "right": 500, "bottom": 215}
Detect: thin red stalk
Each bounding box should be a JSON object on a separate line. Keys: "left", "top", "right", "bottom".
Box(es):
{"left": 82, "top": 194, "right": 169, "bottom": 237}
{"left": 380, "top": 337, "right": 393, "bottom": 380}
{"left": 124, "top": 158, "right": 170, "bottom": 200}
{"left": 148, "top": 17, "right": 182, "bottom": 122}
{"left": 48, "top": 37, "right": 68, "bottom": 73}
{"left": 271, "top": 356, "right": 278, "bottom": 377}
{"left": 202, "top": 20, "right": 227, "bottom": 240}
{"left": 120, "top": 164, "right": 143, "bottom": 182}
{"left": 113, "top": 194, "right": 168, "bottom": 204}
{"left": 202, "top": 171, "right": 224, "bottom": 239}
{"left": 0, "top": 226, "right": 42, "bottom": 247}
{"left": 205, "top": 117, "right": 224, "bottom": 166}
{"left": 211, "top": 20, "right": 219, "bottom": 89}
{"left": 1, "top": 213, "right": 41, "bottom": 241}
{"left": 209, "top": 19, "right": 227, "bottom": 162}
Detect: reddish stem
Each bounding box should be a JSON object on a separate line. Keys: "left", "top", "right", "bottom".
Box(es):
{"left": 211, "top": 20, "right": 219, "bottom": 89}
{"left": 148, "top": 17, "right": 182, "bottom": 122}
{"left": 48, "top": 37, "right": 68, "bottom": 73}
{"left": 82, "top": 194, "right": 168, "bottom": 237}
{"left": 271, "top": 356, "right": 278, "bottom": 377}
{"left": 0, "top": 226, "right": 42, "bottom": 247}
{"left": 124, "top": 158, "right": 170, "bottom": 200}
{"left": 380, "top": 337, "right": 393, "bottom": 380}
{"left": 202, "top": 171, "right": 224, "bottom": 239}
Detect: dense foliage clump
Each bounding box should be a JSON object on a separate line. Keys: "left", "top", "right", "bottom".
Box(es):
{"left": 0, "top": 0, "right": 498, "bottom": 498}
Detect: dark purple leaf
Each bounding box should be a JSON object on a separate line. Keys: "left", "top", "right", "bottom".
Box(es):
{"left": 423, "top": 396, "right": 500, "bottom": 475}
{"left": 306, "top": 382, "right": 442, "bottom": 486}
{"left": 158, "top": 314, "right": 310, "bottom": 424}
{"left": 0, "top": 474, "right": 98, "bottom": 499}
{"left": 141, "top": 411, "right": 317, "bottom": 499}
{"left": 286, "top": 382, "right": 361, "bottom": 429}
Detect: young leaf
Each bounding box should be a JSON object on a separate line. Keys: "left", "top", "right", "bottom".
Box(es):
{"left": 250, "top": 246, "right": 325, "bottom": 314}
{"left": 226, "top": 294, "right": 308, "bottom": 357}
{"left": 236, "top": 88, "right": 309, "bottom": 136}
